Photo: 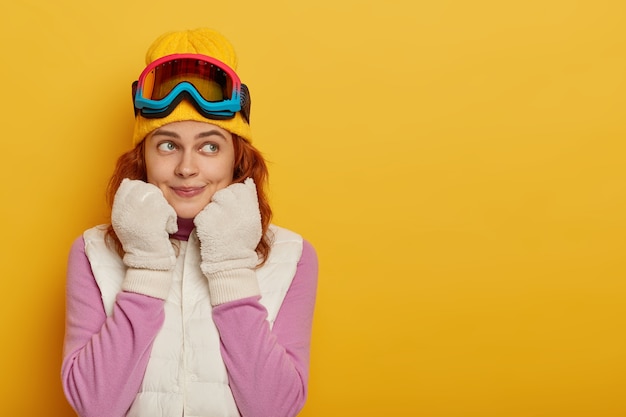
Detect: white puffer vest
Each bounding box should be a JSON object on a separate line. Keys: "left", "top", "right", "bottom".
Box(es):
{"left": 83, "top": 224, "right": 303, "bottom": 417}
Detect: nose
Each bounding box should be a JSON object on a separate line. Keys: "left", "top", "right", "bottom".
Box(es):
{"left": 175, "top": 150, "right": 199, "bottom": 178}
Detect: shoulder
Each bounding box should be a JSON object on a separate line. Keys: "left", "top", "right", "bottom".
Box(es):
{"left": 267, "top": 224, "right": 318, "bottom": 264}
{"left": 268, "top": 224, "right": 303, "bottom": 244}
{"left": 265, "top": 225, "right": 303, "bottom": 263}
{"left": 300, "top": 239, "right": 318, "bottom": 266}
{"left": 82, "top": 224, "right": 109, "bottom": 243}
{"left": 69, "top": 234, "right": 86, "bottom": 257}
{"left": 80, "top": 225, "right": 123, "bottom": 266}
{"left": 68, "top": 225, "right": 116, "bottom": 273}
{"left": 69, "top": 224, "right": 108, "bottom": 261}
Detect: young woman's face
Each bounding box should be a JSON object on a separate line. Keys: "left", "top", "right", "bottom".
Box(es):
{"left": 144, "top": 120, "right": 236, "bottom": 219}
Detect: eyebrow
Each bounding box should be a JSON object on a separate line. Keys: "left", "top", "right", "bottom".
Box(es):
{"left": 197, "top": 130, "right": 228, "bottom": 140}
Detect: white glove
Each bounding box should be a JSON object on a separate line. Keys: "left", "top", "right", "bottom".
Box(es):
{"left": 194, "top": 178, "right": 263, "bottom": 305}
{"left": 111, "top": 179, "right": 178, "bottom": 299}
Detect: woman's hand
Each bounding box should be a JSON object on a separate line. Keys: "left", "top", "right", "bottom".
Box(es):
{"left": 112, "top": 178, "right": 178, "bottom": 271}
{"left": 194, "top": 178, "right": 263, "bottom": 305}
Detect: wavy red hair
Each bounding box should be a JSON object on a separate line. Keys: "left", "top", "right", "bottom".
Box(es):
{"left": 105, "top": 135, "right": 273, "bottom": 264}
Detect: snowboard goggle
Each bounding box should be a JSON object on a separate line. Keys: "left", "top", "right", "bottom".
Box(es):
{"left": 132, "top": 53, "right": 250, "bottom": 121}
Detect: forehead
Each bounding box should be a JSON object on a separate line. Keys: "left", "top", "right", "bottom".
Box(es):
{"left": 150, "top": 120, "right": 233, "bottom": 140}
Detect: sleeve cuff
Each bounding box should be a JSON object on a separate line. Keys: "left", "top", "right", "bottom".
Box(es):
{"left": 206, "top": 268, "right": 261, "bottom": 306}
{"left": 122, "top": 268, "right": 173, "bottom": 300}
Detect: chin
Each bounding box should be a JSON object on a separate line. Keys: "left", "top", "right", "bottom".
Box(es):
{"left": 173, "top": 206, "right": 204, "bottom": 220}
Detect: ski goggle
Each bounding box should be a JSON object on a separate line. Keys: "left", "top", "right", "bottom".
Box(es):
{"left": 132, "top": 53, "right": 250, "bottom": 121}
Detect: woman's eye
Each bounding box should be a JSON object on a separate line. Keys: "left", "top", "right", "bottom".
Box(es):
{"left": 201, "top": 143, "right": 219, "bottom": 153}
{"left": 157, "top": 141, "right": 177, "bottom": 152}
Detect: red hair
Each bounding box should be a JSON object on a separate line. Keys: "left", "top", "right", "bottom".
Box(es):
{"left": 105, "top": 136, "right": 273, "bottom": 264}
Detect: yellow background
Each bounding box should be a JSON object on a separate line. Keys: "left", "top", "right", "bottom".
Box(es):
{"left": 1, "top": 0, "right": 625, "bottom": 416}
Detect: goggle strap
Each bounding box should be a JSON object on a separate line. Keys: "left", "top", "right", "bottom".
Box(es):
{"left": 240, "top": 84, "right": 251, "bottom": 123}
{"left": 132, "top": 80, "right": 139, "bottom": 115}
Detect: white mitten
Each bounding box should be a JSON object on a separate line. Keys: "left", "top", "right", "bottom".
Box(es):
{"left": 194, "top": 178, "right": 263, "bottom": 305}
{"left": 111, "top": 179, "right": 178, "bottom": 299}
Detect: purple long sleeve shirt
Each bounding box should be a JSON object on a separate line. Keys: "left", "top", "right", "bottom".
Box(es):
{"left": 61, "top": 220, "right": 318, "bottom": 417}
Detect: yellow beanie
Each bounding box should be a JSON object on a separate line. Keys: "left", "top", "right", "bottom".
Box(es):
{"left": 132, "top": 28, "right": 252, "bottom": 146}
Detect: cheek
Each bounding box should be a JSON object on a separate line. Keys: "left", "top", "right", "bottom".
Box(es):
{"left": 144, "top": 151, "right": 172, "bottom": 185}
{"left": 143, "top": 150, "right": 158, "bottom": 184}
{"left": 203, "top": 158, "right": 235, "bottom": 182}
{"left": 144, "top": 162, "right": 160, "bottom": 185}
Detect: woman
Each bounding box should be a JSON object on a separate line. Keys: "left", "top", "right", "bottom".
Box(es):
{"left": 61, "top": 28, "right": 318, "bottom": 417}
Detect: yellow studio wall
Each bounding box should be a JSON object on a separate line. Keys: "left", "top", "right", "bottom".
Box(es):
{"left": 1, "top": 0, "right": 625, "bottom": 416}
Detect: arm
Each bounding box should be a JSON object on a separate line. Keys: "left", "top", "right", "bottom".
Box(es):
{"left": 62, "top": 180, "right": 178, "bottom": 416}
{"left": 61, "top": 236, "right": 166, "bottom": 417}
{"left": 212, "top": 240, "right": 318, "bottom": 417}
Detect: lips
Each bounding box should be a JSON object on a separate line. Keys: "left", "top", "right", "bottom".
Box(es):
{"left": 171, "top": 186, "right": 205, "bottom": 198}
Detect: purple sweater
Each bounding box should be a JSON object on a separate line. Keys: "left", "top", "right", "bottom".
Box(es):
{"left": 61, "top": 219, "right": 318, "bottom": 417}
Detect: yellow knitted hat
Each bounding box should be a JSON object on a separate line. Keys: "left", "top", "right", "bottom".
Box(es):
{"left": 132, "top": 28, "right": 252, "bottom": 146}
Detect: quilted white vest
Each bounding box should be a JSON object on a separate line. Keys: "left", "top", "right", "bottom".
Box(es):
{"left": 83, "top": 224, "right": 303, "bottom": 417}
